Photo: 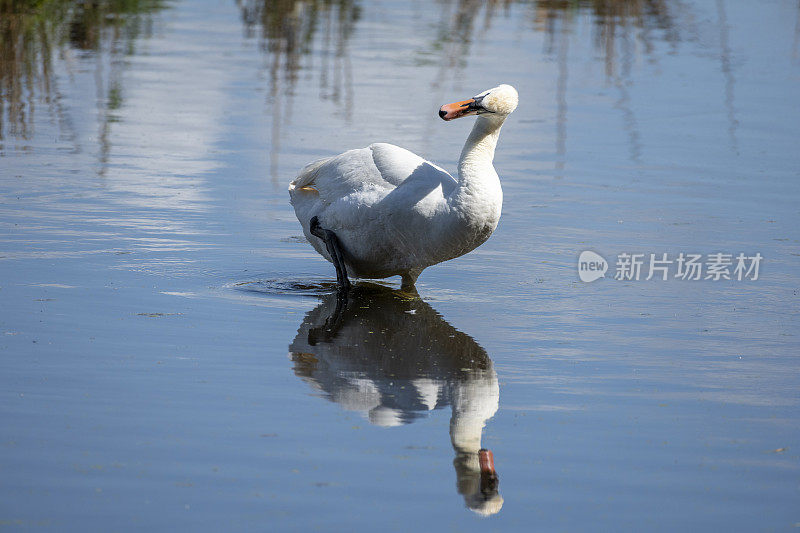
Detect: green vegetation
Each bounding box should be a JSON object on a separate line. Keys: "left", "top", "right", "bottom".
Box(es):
{"left": 0, "top": 0, "right": 166, "bottom": 140}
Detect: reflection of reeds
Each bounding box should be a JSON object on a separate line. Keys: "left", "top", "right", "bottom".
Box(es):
{"left": 425, "top": 0, "right": 513, "bottom": 84}
{"left": 423, "top": 0, "right": 681, "bottom": 170}
{"left": 0, "top": 0, "right": 164, "bottom": 146}
{"left": 716, "top": 0, "right": 738, "bottom": 154}
{"left": 238, "top": 0, "right": 359, "bottom": 100}
{"left": 0, "top": 0, "right": 68, "bottom": 140}
{"left": 532, "top": 1, "right": 682, "bottom": 75}
{"left": 532, "top": 1, "right": 685, "bottom": 167}
{"left": 425, "top": 0, "right": 681, "bottom": 78}
{"left": 237, "top": 0, "right": 360, "bottom": 180}
{"left": 795, "top": 1, "right": 800, "bottom": 63}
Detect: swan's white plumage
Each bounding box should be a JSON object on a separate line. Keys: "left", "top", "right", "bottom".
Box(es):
{"left": 289, "top": 84, "right": 518, "bottom": 286}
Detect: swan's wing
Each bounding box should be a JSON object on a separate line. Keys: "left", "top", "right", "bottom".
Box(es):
{"left": 289, "top": 143, "right": 457, "bottom": 207}
{"left": 369, "top": 143, "right": 456, "bottom": 190}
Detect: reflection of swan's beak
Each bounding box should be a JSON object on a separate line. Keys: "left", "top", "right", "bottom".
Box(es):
{"left": 478, "top": 448, "right": 495, "bottom": 475}
{"left": 439, "top": 98, "right": 479, "bottom": 121}
{"left": 465, "top": 448, "right": 502, "bottom": 516}
{"left": 479, "top": 448, "right": 499, "bottom": 495}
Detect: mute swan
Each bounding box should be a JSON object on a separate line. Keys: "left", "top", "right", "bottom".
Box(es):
{"left": 289, "top": 84, "right": 518, "bottom": 290}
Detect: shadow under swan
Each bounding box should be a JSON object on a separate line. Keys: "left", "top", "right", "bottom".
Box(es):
{"left": 289, "top": 284, "right": 503, "bottom": 516}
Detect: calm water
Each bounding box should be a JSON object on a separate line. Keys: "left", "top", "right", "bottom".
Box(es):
{"left": 1, "top": 0, "right": 799, "bottom": 530}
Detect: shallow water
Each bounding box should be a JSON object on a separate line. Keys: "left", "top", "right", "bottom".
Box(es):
{"left": 1, "top": 0, "right": 799, "bottom": 530}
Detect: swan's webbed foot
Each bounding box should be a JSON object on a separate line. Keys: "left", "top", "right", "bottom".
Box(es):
{"left": 310, "top": 216, "right": 351, "bottom": 291}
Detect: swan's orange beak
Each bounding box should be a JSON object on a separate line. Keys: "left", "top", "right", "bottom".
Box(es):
{"left": 439, "top": 98, "right": 479, "bottom": 121}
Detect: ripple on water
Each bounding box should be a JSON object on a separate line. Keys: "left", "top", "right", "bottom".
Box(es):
{"left": 229, "top": 276, "right": 339, "bottom": 297}
{"left": 226, "top": 276, "right": 407, "bottom": 298}
{"left": 226, "top": 276, "right": 507, "bottom": 304}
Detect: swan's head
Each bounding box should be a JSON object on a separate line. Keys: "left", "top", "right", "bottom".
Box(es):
{"left": 439, "top": 84, "right": 518, "bottom": 121}
{"left": 454, "top": 448, "right": 504, "bottom": 516}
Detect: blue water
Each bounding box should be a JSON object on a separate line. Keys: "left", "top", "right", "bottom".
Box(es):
{"left": 1, "top": 0, "right": 798, "bottom": 530}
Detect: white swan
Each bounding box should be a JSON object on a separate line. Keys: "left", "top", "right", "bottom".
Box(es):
{"left": 289, "top": 84, "right": 519, "bottom": 289}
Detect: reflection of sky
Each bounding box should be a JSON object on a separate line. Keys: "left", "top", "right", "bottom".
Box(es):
{"left": 0, "top": 1, "right": 248, "bottom": 262}
{"left": 104, "top": 11, "right": 234, "bottom": 210}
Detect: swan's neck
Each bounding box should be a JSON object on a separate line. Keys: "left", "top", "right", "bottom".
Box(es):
{"left": 451, "top": 115, "right": 505, "bottom": 223}
{"left": 449, "top": 371, "right": 500, "bottom": 454}
{"left": 458, "top": 115, "right": 504, "bottom": 177}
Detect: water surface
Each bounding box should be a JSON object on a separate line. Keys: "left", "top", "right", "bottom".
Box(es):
{"left": 1, "top": 0, "right": 799, "bottom": 530}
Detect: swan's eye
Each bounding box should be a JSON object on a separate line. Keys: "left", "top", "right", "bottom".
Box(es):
{"left": 469, "top": 94, "right": 494, "bottom": 114}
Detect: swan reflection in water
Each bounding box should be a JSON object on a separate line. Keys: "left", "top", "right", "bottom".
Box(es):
{"left": 289, "top": 285, "right": 503, "bottom": 516}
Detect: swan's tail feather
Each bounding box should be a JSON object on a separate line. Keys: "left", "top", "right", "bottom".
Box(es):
{"left": 289, "top": 157, "right": 330, "bottom": 191}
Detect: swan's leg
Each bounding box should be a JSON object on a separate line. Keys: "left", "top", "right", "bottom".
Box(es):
{"left": 310, "top": 216, "right": 351, "bottom": 291}
{"left": 307, "top": 291, "right": 347, "bottom": 345}
{"left": 400, "top": 271, "right": 419, "bottom": 291}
